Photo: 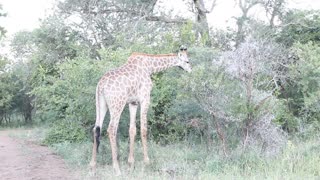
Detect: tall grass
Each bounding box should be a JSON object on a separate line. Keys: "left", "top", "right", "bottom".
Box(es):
{"left": 50, "top": 137, "right": 320, "bottom": 179}
{"left": 9, "top": 128, "right": 320, "bottom": 179}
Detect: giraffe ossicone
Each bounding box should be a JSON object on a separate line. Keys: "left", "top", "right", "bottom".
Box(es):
{"left": 89, "top": 47, "right": 192, "bottom": 176}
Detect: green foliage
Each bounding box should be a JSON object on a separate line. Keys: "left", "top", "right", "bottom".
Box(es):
{"left": 0, "top": 58, "right": 14, "bottom": 113}
{"left": 274, "top": 99, "right": 300, "bottom": 132}
{"left": 180, "top": 21, "right": 196, "bottom": 46}
{"left": 43, "top": 120, "right": 86, "bottom": 145}
{"left": 31, "top": 48, "right": 129, "bottom": 125}
{"left": 0, "top": 58, "right": 28, "bottom": 125}
{"left": 0, "top": 54, "right": 35, "bottom": 126}
{"left": 147, "top": 47, "right": 221, "bottom": 143}
{"left": 278, "top": 10, "right": 320, "bottom": 46}
{"left": 11, "top": 31, "right": 37, "bottom": 59}
{"left": 33, "top": 16, "right": 79, "bottom": 62}
{"left": 275, "top": 42, "right": 320, "bottom": 135}
{"left": 149, "top": 73, "right": 177, "bottom": 142}
{"left": 25, "top": 47, "right": 134, "bottom": 143}
{"left": 288, "top": 42, "right": 320, "bottom": 135}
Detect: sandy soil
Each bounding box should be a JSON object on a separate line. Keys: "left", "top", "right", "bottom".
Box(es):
{"left": 0, "top": 130, "right": 79, "bottom": 180}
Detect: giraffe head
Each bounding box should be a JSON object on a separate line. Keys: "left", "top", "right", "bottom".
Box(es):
{"left": 177, "top": 46, "right": 192, "bottom": 73}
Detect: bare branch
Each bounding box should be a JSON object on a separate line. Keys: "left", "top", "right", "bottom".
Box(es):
{"left": 145, "top": 16, "right": 188, "bottom": 24}
{"left": 254, "top": 95, "right": 272, "bottom": 111}
{"left": 91, "top": 7, "right": 188, "bottom": 24}
{"left": 193, "top": 0, "right": 217, "bottom": 14}
{"left": 208, "top": 0, "right": 218, "bottom": 13}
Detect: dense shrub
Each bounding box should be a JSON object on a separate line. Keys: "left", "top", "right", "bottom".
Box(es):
{"left": 43, "top": 120, "right": 86, "bottom": 145}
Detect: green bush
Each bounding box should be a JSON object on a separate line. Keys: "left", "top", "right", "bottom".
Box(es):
{"left": 282, "top": 42, "right": 320, "bottom": 136}
{"left": 43, "top": 120, "right": 86, "bottom": 145}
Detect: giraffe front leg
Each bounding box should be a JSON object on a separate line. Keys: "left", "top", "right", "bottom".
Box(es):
{"left": 89, "top": 127, "right": 98, "bottom": 173}
{"left": 140, "top": 99, "right": 150, "bottom": 165}
{"left": 128, "top": 103, "right": 138, "bottom": 171}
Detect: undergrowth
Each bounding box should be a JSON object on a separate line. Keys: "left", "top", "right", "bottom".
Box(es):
{"left": 43, "top": 121, "right": 86, "bottom": 145}
{"left": 52, "top": 137, "right": 320, "bottom": 179}
{"left": 9, "top": 127, "right": 320, "bottom": 179}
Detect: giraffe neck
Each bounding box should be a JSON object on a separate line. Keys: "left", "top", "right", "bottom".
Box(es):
{"left": 130, "top": 53, "right": 180, "bottom": 74}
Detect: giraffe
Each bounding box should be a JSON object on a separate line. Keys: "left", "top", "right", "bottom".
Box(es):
{"left": 89, "top": 46, "right": 191, "bottom": 176}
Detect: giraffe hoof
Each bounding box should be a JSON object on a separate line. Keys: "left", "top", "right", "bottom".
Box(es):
{"left": 89, "top": 169, "right": 96, "bottom": 177}
{"left": 114, "top": 170, "right": 121, "bottom": 176}
{"left": 89, "top": 161, "right": 96, "bottom": 168}
{"left": 89, "top": 161, "right": 97, "bottom": 174}
{"left": 144, "top": 158, "right": 150, "bottom": 165}
{"left": 128, "top": 163, "right": 135, "bottom": 172}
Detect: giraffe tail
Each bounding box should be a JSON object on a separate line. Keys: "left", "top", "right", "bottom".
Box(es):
{"left": 93, "top": 126, "right": 101, "bottom": 153}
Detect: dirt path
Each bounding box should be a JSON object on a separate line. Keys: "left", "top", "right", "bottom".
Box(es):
{"left": 0, "top": 130, "right": 79, "bottom": 180}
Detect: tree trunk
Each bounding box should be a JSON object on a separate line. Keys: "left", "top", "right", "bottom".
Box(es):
{"left": 242, "top": 77, "right": 254, "bottom": 151}
{"left": 24, "top": 98, "right": 33, "bottom": 124}
{"left": 235, "top": 0, "right": 259, "bottom": 48}
{"left": 212, "top": 114, "right": 228, "bottom": 156}
{"left": 193, "top": 0, "right": 217, "bottom": 46}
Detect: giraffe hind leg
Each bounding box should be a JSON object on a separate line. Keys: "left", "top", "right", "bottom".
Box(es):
{"left": 128, "top": 102, "right": 138, "bottom": 171}
{"left": 94, "top": 126, "right": 101, "bottom": 153}
{"left": 107, "top": 101, "right": 126, "bottom": 176}
{"left": 90, "top": 92, "right": 107, "bottom": 172}
{"left": 90, "top": 126, "right": 100, "bottom": 170}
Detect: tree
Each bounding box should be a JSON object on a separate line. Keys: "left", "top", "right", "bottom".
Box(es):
{"left": 221, "top": 38, "right": 288, "bottom": 152}
{"left": 234, "top": 0, "right": 261, "bottom": 47}
{"left": 55, "top": 0, "right": 224, "bottom": 53}
{"left": 184, "top": 61, "right": 242, "bottom": 155}
{"left": 231, "top": 0, "right": 287, "bottom": 48}
{"left": 277, "top": 9, "right": 320, "bottom": 47}
{"left": 287, "top": 42, "right": 320, "bottom": 134}
{"left": 0, "top": 58, "right": 14, "bottom": 124}
{"left": 184, "top": 39, "right": 287, "bottom": 155}
{"left": 56, "top": 0, "right": 188, "bottom": 57}
{"left": 10, "top": 63, "right": 34, "bottom": 124}
{"left": 273, "top": 10, "right": 320, "bottom": 132}
{"left": 191, "top": 0, "right": 217, "bottom": 46}
{"left": 263, "top": 0, "right": 286, "bottom": 27}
